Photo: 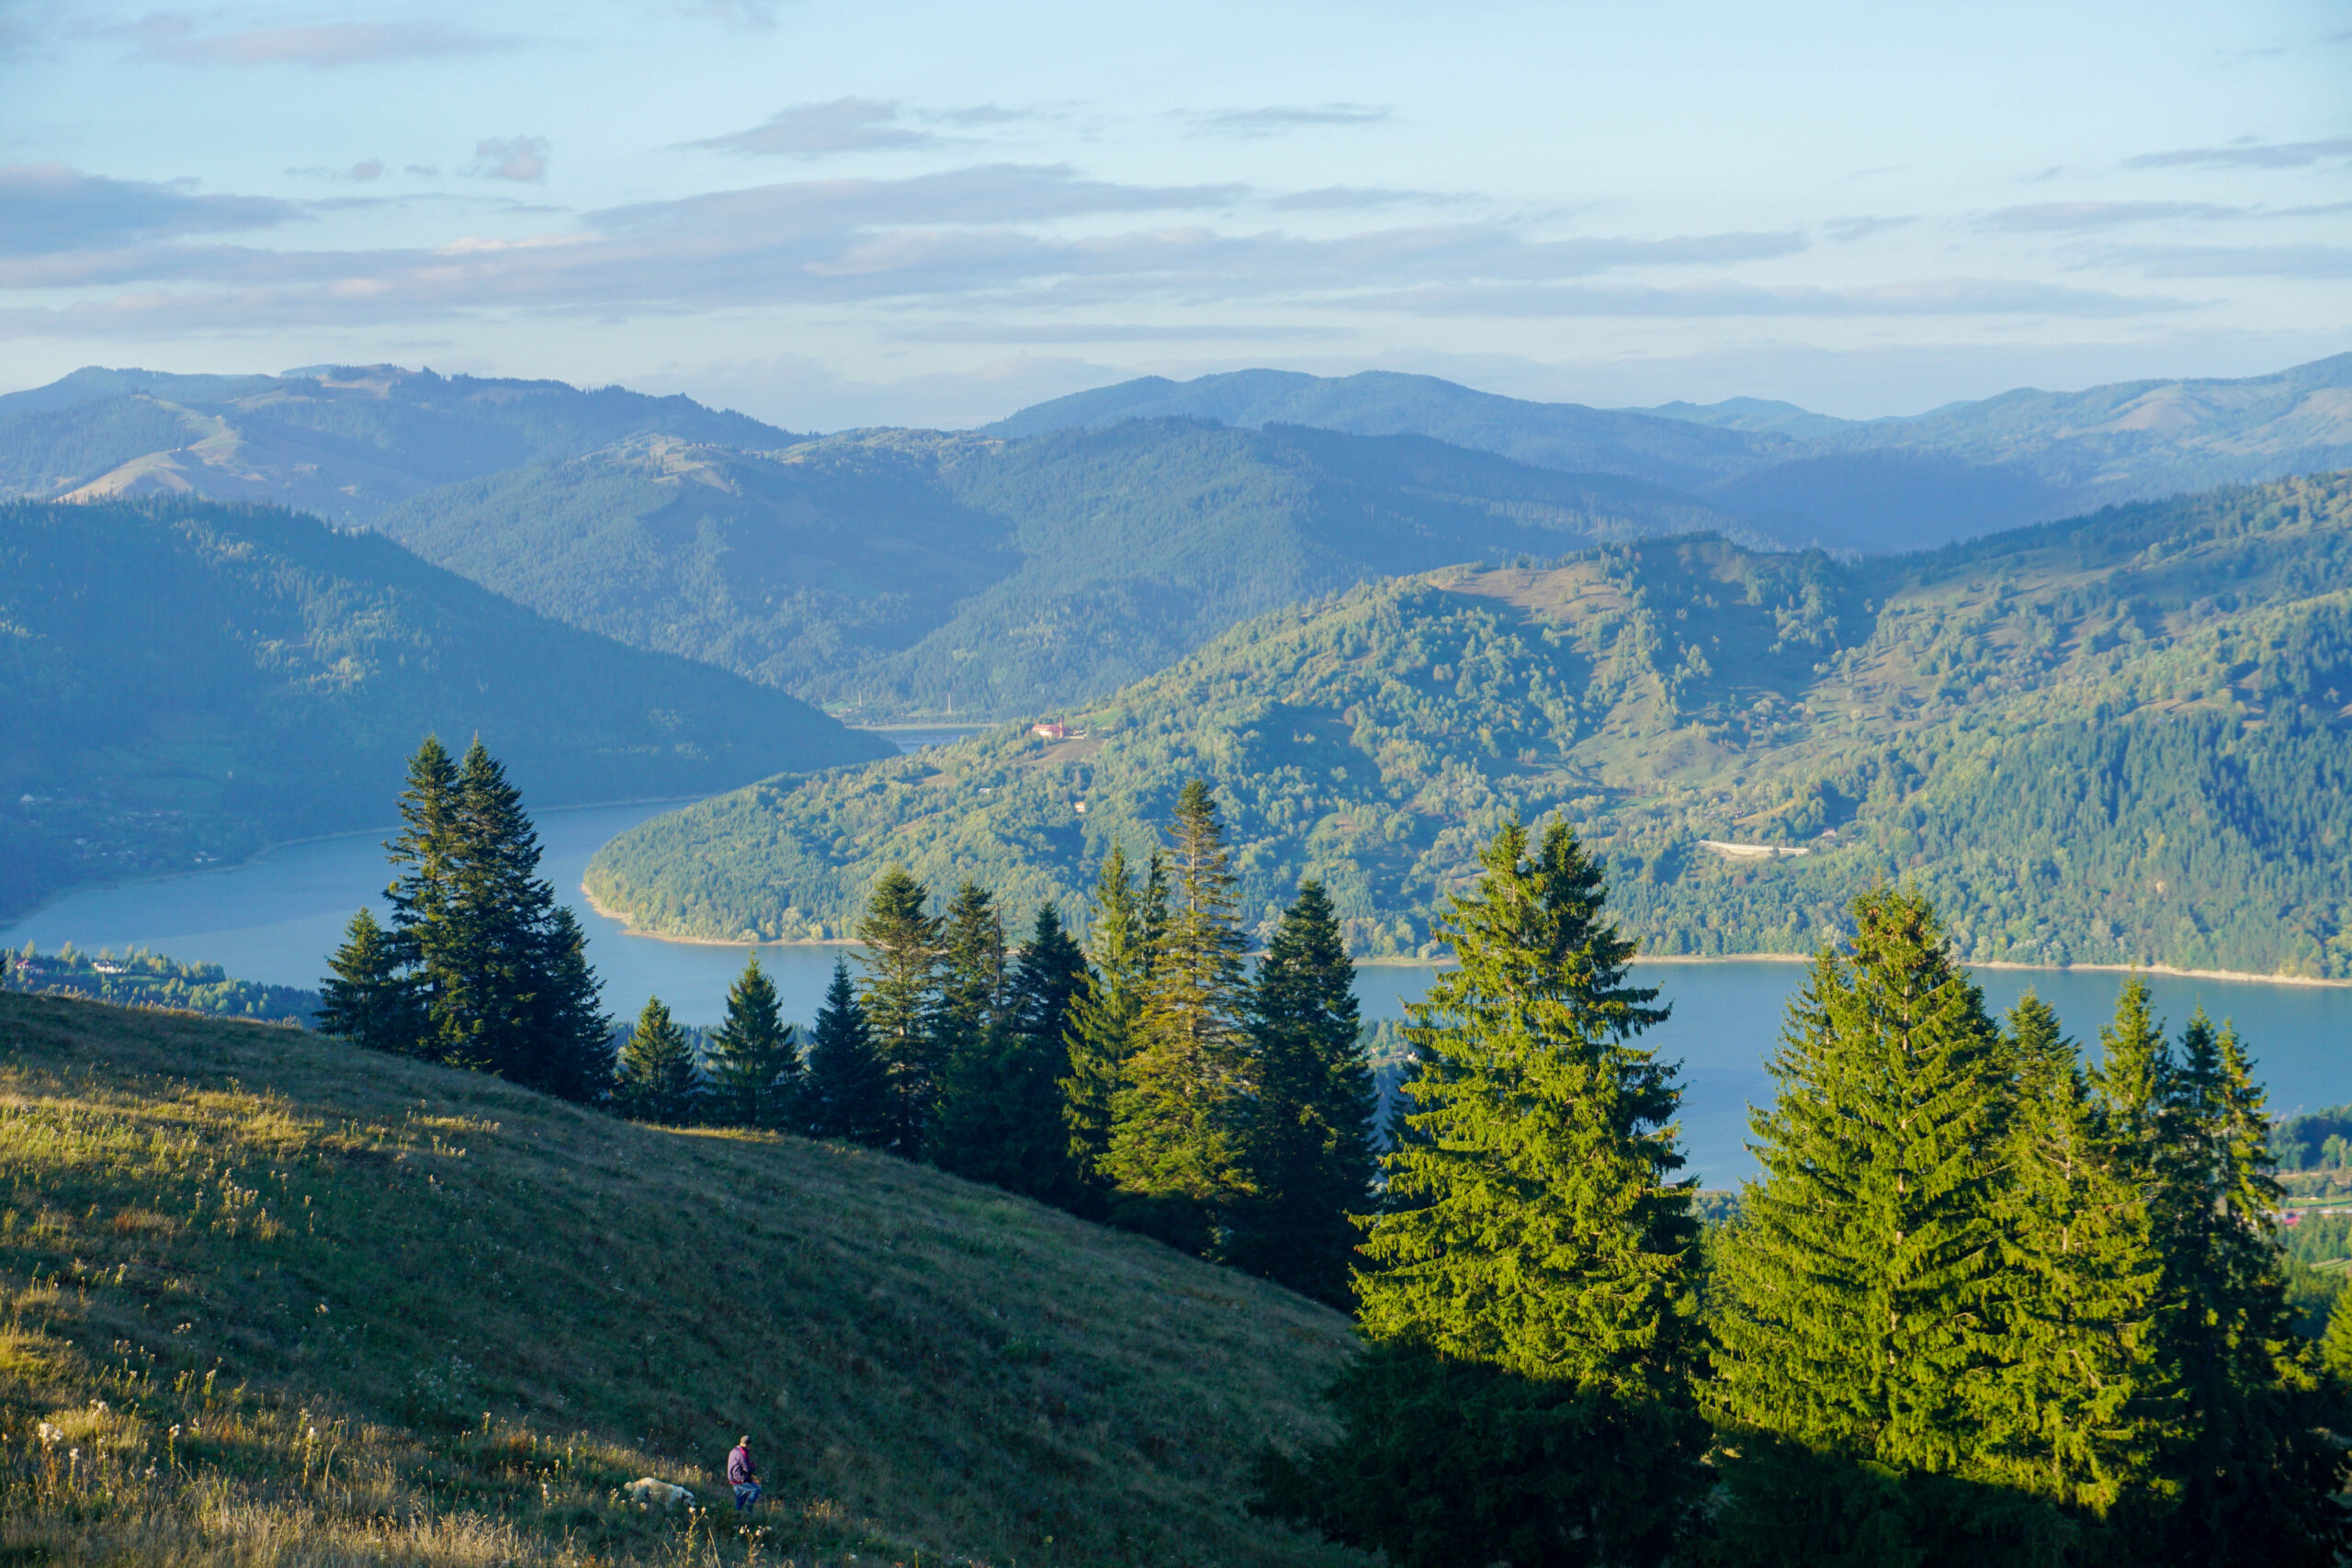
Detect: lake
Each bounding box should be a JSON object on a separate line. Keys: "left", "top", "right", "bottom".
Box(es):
{"left": 7, "top": 794, "right": 2349, "bottom": 1187}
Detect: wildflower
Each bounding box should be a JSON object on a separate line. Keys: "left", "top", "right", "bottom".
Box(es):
{"left": 36, "top": 1421, "right": 62, "bottom": 1445}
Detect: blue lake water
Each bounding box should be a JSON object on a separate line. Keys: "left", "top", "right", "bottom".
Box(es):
{"left": 7, "top": 794, "right": 2349, "bottom": 1188}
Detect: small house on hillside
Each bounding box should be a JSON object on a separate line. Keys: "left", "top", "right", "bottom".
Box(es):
{"left": 1032, "top": 721, "right": 1071, "bottom": 740}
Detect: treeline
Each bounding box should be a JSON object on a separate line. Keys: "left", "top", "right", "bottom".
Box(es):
{"left": 627, "top": 779, "right": 1379, "bottom": 1304}
{"left": 322, "top": 747, "right": 1378, "bottom": 1303}
{"left": 2, "top": 943, "right": 318, "bottom": 1024}
{"left": 1258, "top": 824, "right": 2352, "bottom": 1568}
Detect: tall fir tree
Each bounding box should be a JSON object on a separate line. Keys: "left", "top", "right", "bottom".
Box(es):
{"left": 1063, "top": 844, "right": 1151, "bottom": 1210}
{"left": 318, "top": 907, "right": 420, "bottom": 1054}
{"left": 1707, "top": 886, "right": 2023, "bottom": 1564}
{"left": 937, "top": 881, "right": 1005, "bottom": 1038}
{"left": 1978, "top": 993, "right": 2173, "bottom": 1526}
{"left": 854, "top": 867, "right": 944, "bottom": 1156}
{"left": 1258, "top": 818, "right": 1705, "bottom": 1568}
{"left": 1229, "top": 879, "right": 1376, "bottom": 1306}
{"left": 935, "top": 906, "right": 1091, "bottom": 1202}
{"left": 432, "top": 740, "right": 549, "bottom": 1077}
{"left": 383, "top": 734, "right": 460, "bottom": 1050}
{"left": 529, "top": 906, "right": 614, "bottom": 1104}
{"left": 617, "top": 996, "right": 699, "bottom": 1125}
{"left": 806, "top": 956, "right": 890, "bottom": 1145}
{"left": 706, "top": 953, "right": 800, "bottom": 1129}
{"left": 366, "top": 734, "right": 608, "bottom": 1100}
{"left": 1103, "top": 783, "right": 1252, "bottom": 1252}
{"left": 2154, "top": 1010, "right": 2346, "bottom": 1564}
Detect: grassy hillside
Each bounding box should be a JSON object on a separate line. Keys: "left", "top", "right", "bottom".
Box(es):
{"left": 0, "top": 990, "right": 1362, "bottom": 1567}
{"left": 0, "top": 495, "right": 890, "bottom": 919}
{"left": 991, "top": 355, "right": 2352, "bottom": 552}
{"left": 0, "top": 365, "right": 796, "bottom": 522}
{"left": 377, "top": 419, "right": 1751, "bottom": 721}
{"left": 583, "top": 472, "right": 2352, "bottom": 977}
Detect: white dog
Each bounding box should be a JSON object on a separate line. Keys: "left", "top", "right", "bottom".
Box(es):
{"left": 624, "top": 1477, "right": 695, "bottom": 1509}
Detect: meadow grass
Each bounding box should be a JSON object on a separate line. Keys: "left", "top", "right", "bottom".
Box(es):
{"left": 0, "top": 992, "right": 1367, "bottom": 1567}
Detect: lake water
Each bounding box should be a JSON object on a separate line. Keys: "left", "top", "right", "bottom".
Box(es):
{"left": 7, "top": 794, "right": 2349, "bottom": 1187}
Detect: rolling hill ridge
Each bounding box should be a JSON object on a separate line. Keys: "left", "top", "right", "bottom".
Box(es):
{"left": 583, "top": 470, "right": 2352, "bottom": 978}
{"left": 374, "top": 418, "right": 1757, "bottom": 719}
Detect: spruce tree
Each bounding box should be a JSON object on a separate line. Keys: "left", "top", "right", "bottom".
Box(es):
{"left": 617, "top": 996, "right": 699, "bottom": 1125}
{"left": 2155, "top": 1011, "right": 2346, "bottom": 1564}
{"left": 1063, "top": 844, "right": 1151, "bottom": 1208}
{"left": 806, "top": 957, "right": 890, "bottom": 1145}
{"left": 1103, "top": 782, "right": 1252, "bottom": 1252}
{"left": 1708, "top": 886, "right": 2018, "bottom": 1562}
{"left": 528, "top": 906, "right": 614, "bottom": 1104}
{"left": 1979, "top": 993, "right": 2172, "bottom": 1523}
{"left": 854, "top": 867, "right": 944, "bottom": 1156}
{"left": 1261, "top": 818, "right": 1705, "bottom": 1568}
{"left": 706, "top": 953, "right": 799, "bottom": 1129}
{"left": 384, "top": 734, "right": 460, "bottom": 1034}
{"left": 1229, "top": 879, "right": 1376, "bottom": 1306}
{"left": 364, "top": 734, "right": 610, "bottom": 1101}
{"left": 936, "top": 906, "right": 1091, "bottom": 1201}
{"left": 318, "top": 907, "right": 420, "bottom": 1054}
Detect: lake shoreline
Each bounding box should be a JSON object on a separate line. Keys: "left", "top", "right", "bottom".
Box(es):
{"left": 573, "top": 897, "right": 2352, "bottom": 991}
{"left": 1, "top": 795, "right": 710, "bottom": 936}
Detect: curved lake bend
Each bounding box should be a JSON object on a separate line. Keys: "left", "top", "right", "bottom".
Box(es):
{"left": 7, "top": 796, "right": 2349, "bottom": 1187}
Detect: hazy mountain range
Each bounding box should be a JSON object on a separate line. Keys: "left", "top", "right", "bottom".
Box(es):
{"left": 992, "top": 355, "right": 2352, "bottom": 548}
{"left": 8, "top": 353, "right": 2348, "bottom": 728}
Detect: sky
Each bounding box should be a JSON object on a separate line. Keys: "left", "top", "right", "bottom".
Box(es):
{"left": 2, "top": 0, "right": 2348, "bottom": 429}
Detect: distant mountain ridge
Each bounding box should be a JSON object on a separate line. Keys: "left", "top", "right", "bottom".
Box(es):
{"left": 991, "top": 355, "right": 2352, "bottom": 551}
{"left": 0, "top": 494, "right": 889, "bottom": 919}
{"left": 373, "top": 417, "right": 1758, "bottom": 720}
{"left": 0, "top": 364, "right": 797, "bottom": 523}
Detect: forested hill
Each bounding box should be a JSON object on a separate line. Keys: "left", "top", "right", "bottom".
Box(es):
{"left": 992, "top": 355, "right": 2352, "bottom": 553}
{"left": 374, "top": 419, "right": 1754, "bottom": 718}
{"left": 0, "top": 496, "right": 890, "bottom": 920}
{"left": 0, "top": 364, "right": 795, "bottom": 523}
{"left": 586, "top": 470, "right": 2352, "bottom": 978}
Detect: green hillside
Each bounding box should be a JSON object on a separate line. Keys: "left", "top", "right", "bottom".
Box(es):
{"left": 0, "top": 365, "right": 795, "bottom": 522}
{"left": 0, "top": 496, "right": 889, "bottom": 920}
{"left": 583, "top": 471, "right": 2352, "bottom": 977}
{"left": 376, "top": 419, "right": 1749, "bottom": 720}
{"left": 0, "top": 990, "right": 1362, "bottom": 1566}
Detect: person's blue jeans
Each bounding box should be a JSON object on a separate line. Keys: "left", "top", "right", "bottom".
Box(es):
{"left": 733, "top": 1483, "right": 762, "bottom": 1512}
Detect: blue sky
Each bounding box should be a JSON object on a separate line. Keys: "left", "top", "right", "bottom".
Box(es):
{"left": 3, "top": 0, "right": 2347, "bottom": 427}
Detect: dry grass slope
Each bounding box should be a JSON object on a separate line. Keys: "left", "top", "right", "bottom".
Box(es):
{"left": 0, "top": 993, "right": 1364, "bottom": 1567}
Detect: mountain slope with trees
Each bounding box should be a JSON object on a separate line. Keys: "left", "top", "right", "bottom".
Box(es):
{"left": 0, "top": 495, "right": 889, "bottom": 920}
{"left": 583, "top": 470, "right": 2352, "bottom": 977}
{"left": 373, "top": 419, "right": 1754, "bottom": 718}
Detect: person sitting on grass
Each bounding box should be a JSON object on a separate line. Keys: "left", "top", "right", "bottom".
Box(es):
{"left": 728, "top": 1434, "right": 761, "bottom": 1513}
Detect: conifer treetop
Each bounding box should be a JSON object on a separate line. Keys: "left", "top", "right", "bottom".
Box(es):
{"left": 1364, "top": 817, "right": 1698, "bottom": 1398}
